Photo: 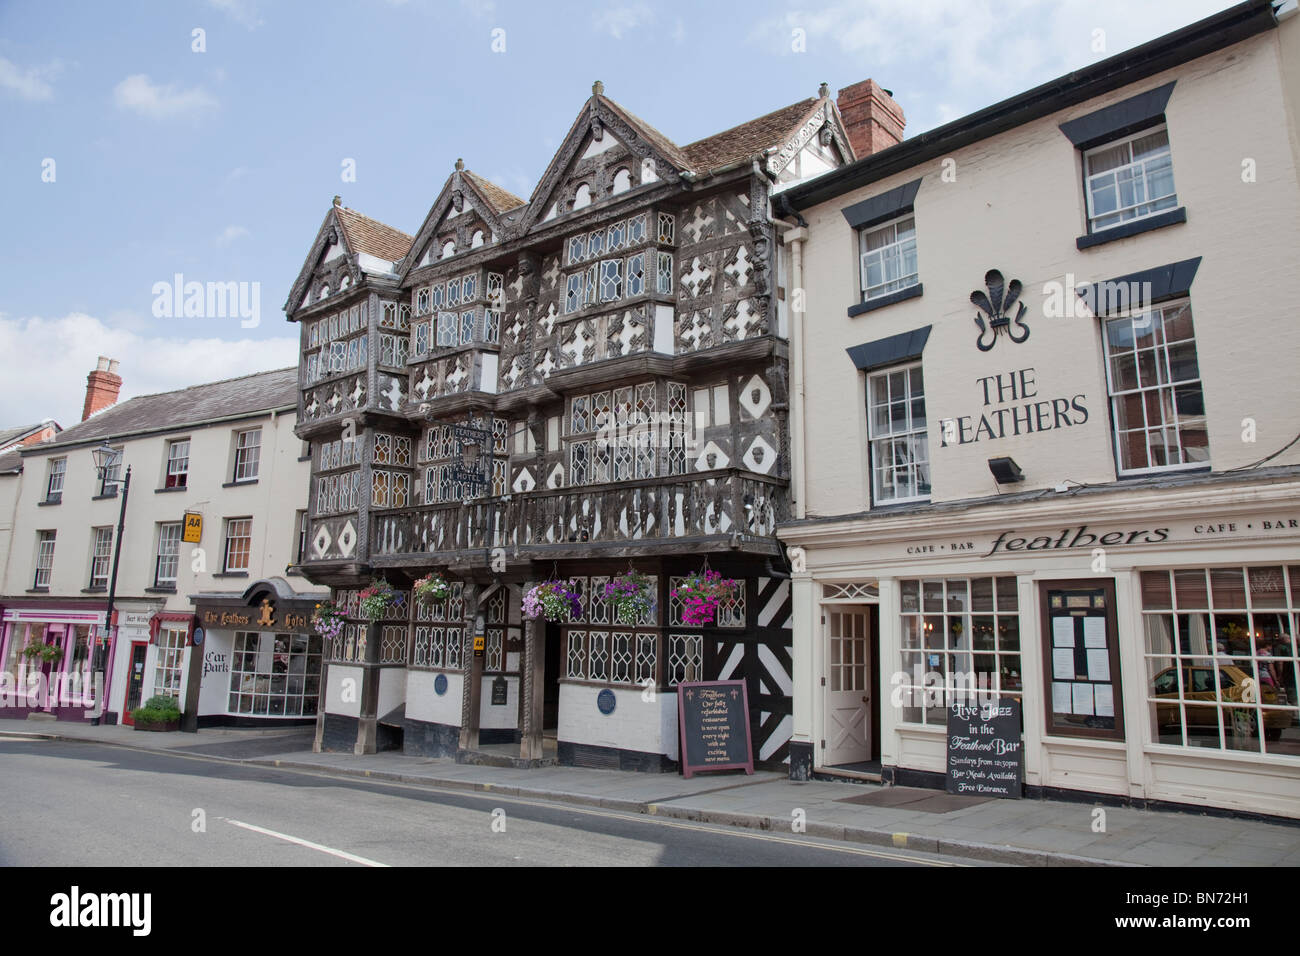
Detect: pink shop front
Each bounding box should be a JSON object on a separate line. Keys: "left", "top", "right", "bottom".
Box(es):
{"left": 0, "top": 601, "right": 110, "bottom": 721}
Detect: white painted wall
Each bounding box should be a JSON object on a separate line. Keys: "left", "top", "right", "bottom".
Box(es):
{"left": 324, "top": 663, "right": 363, "bottom": 718}
{"left": 558, "top": 683, "right": 678, "bottom": 759}
{"left": 405, "top": 670, "right": 462, "bottom": 726}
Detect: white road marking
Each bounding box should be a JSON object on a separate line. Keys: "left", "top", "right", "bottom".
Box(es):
{"left": 221, "top": 817, "right": 390, "bottom": 867}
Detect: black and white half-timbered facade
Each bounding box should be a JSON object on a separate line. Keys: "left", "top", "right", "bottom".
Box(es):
{"left": 285, "top": 79, "right": 903, "bottom": 770}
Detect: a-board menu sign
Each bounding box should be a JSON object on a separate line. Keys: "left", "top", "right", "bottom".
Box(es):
{"left": 677, "top": 680, "right": 754, "bottom": 779}
{"left": 946, "top": 696, "right": 1023, "bottom": 798}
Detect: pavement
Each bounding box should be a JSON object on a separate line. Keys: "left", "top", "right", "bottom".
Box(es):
{"left": 4, "top": 718, "right": 1299, "bottom": 867}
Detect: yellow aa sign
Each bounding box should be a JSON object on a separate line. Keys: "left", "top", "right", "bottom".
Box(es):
{"left": 182, "top": 512, "right": 203, "bottom": 543}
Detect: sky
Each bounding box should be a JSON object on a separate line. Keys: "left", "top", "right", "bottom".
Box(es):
{"left": 0, "top": 0, "right": 1234, "bottom": 428}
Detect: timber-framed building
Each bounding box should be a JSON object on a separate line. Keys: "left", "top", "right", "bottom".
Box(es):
{"left": 285, "top": 79, "right": 904, "bottom": 769}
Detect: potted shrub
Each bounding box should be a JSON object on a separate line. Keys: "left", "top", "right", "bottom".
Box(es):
{"left": 523, "top": 580, "right": 583, "bottom": 623}
{"left": 604, "top": 570, "right": 656, "bottom": 624}
{"left": 672, "top": 569, "right": 738, "bottom": 626}
{"left": 358, "top": 579, "right": 398, "bottom": 621}
{"left": 311, "top": 601, "right": 345, "bottom": 642}
{"left": 413, "top": 572, "right": 451, "bottom": 604}
{"left": 131, "top": 695, "right": 181, "bottom": 732}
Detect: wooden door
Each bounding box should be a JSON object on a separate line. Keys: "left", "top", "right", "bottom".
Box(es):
{"left": 824, "top": 607, "right": 872, "bottom": 766}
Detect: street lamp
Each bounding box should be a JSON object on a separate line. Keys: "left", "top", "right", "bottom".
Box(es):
{"left": 91, "top": 441, "right": 131, "bottom": 726}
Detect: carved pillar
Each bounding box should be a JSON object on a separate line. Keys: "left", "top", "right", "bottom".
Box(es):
{"left": 458, "top": 581, "right": 483, "bottom": 751}
{"left": 519, "top": 581, "right": 544, "bottom": 761}
{"left": 355, "top": 617, "right": 382, "bottom": 755}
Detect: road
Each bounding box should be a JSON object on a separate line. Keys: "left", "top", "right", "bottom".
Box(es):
{"left": 0, "top": 739, "right": 980, "bottom": 867}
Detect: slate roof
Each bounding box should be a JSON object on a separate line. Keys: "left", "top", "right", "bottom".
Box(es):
{"left": 334, "top": 206, "right": 413, "bottom": 263}
{"left": 0, "top": 420, "right": 59, "bottom": 450}
{"left": 684, "top": 97, "right": 824, "bottom": 172}
{"left": 462, "top": 170, "right": 527, "bottom": 214}
{"left": 0, "top": 450, "right": 21, "bottom": 474}
{"left": 25, "top": 367, "right": 299, "bottom": 454}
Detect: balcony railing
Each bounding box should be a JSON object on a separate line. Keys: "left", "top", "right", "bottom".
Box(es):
{"left": 370, "top": 468, "right": 786, "bottom": 558}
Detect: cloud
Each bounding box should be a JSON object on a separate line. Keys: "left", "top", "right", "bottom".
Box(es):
{"left": 0, "top": 56, "right": 59, "bottom": 101}
{"left": 207, "top": 0, "right": 263, "bottom": 29}
{"left": 749, "top": 0, "right": 1231, "bottom": 134}
{"left": 216, "top": 225, "right": 251, "bottom": 246}
{"left": 594, "top": 2, "right": 651, "bottom": 39}
{"left": 113, "top": 74, "right": 219, "bottom": 120}
{"left": 0, "top": 312, "right": 298, "bottom": 428}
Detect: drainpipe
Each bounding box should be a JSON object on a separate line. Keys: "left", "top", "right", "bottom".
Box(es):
{"left": 778, "top": 195, "right": 810, "bottom": 520}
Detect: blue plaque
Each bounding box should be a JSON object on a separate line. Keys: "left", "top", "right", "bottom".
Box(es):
{"left": 192, "top": 627, "right": 205, "bottom": 647}
{"left": 434, "top": 673, "right": 448, "bottom": 696}
{"left": 597, "top": 688, "right": 616, "bottom": 715}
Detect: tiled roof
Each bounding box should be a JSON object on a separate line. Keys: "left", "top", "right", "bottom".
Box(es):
{"left": 0, "top": 420, "right": 58, "bottom": 449}
{"left": 684, "top": 98, "right": 822, "bottom": 173}
{"left": 462, "top": 171, "right": 527, "bottom": 214}
{"left": 334, "top": 206, "right": 413, "bottom": 263}
{"left": 27, "top": 367, "right": 299, "bottom": 453}
{"left": 597, "top": 95, "right": 692, "bottom": 171}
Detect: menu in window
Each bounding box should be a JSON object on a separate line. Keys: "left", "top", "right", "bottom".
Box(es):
{"left": 1046, "top": 588, "right": 1118, "bottom": 732}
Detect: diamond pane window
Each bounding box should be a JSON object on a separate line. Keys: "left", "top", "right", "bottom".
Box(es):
{"left": 447, "top": 278, "right": 461, "bottom": 307}
{"left": 461, "top": 273, "right": 478, "bottom": 301}
{"left": 599, "top": 260, "right": 622, "bottom": 302}
{"left": 626, "top": 253, "right": 645, "bottom": 296}
{"left": 431, "top": 285, "right": 445, "bottom": 310}
{"left": 657, "top": 213, "right": 675, "bottom": 243}
{"left": 461, "top": 310, "right": 475, "bottom": 345}
{"left": 656, "top": 253, "right": 674, "bottom": 295}
{"left": 437, "top": 312, "right": 457, "bottom": 347}
{"left": 588, "top": 229, "right": 605, "bottom": 258}
{"left": 565, "top": 274, "right": 584, "bottom": 314}
{"left": 629, "top": 213, "right": 647, "bottom": 243}
{"left": 484, "top": 310, "right": 501, "bottom": 344}
{"left": 608, "top": 221, "right": 625, "bottom": 251}
{"left": 568, "top": 235, "right": 585, "bottom": 264}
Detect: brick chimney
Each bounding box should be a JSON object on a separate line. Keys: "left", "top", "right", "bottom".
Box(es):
{"left": 82, "top": 357, "right": 122, "bottom": 421}
{"left": 837, "top": 79, "right": 905, "bottom": 159}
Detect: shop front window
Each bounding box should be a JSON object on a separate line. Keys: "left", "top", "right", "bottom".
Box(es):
{"left": 227, "top": 631, "right": 322, "bottom": 717}
{"left": 1141, "top": 566, "right": 1299, "bottom": 757}
{"left": 897, "top": 576, "right": 1021, "bottom": 725}
{"left": 154, "top": 626, "right": 186, "bottom": 702}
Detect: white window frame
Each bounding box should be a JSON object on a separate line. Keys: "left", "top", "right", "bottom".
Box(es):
{"left": 866, "top": 362, "right": 930, "bottom": 505}
{"left": 34, "top": 530, "right": 56, "bottom": 588}
{"left": 858, "top": 214, "right": 919, "bottom": 302}
{"left": 166, "top": 439, "right": 190, "bottom": 489}
{"left": 1083, "top": 125, "right": 1178, "bottom": 233}
{"left": 155, "top": 522, "right": 182, "bottom": 586}
{"left": 223, "top": 517, "right": 252, "bottom": 572}
{"left": 154, "top": 626, "right": 186, "bottom": 702}
{"left": 46, "top": 458, "right": 66, "bottom": 499}
{"left": 99, "top": 447, "right": 123, "bottom": 496}
{"left": 1101, "top": 297, "right": 1207, "bottom": 477}
{"left": 233, "top": 429, "right": 261, "bottom": 482}
{"left": 89, "top": 527, "right": 113, "bottom": 589}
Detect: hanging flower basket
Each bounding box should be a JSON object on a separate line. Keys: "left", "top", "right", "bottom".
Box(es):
{"left": 311, "top": 601, "right": 345, "bottom": 642}
{"left": 523, "top": 579, "right": 582, "bottom": 623}
{"left": 22, "top": 640, "right": 63, "bottom": 665}
{"left": 604, "top": 570, "right": 656, "bottom": 625}
{"left": 672, "top": 569, "right": 738, "bottom": 626}
{"left": 358, "top": 579, "right": 397, "bottom": 621}
{"left": 413, "top": 572, "right": 451, "bottom": 604}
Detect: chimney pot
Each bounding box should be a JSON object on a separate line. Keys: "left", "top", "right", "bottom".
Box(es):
{"left": 83, "top": 358, "right": 123, "bottom": 422}
{"left": 836, "top": 79, "right": 905, "bottom": 160}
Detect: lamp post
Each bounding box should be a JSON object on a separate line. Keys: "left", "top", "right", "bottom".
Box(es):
{"left": 91, "top": 442, "right": 131, "bottom": 726}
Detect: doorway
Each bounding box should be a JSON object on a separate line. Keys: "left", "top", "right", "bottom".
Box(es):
{"left": 122, "top": 641, "right": 149, "bottom": 725}
{"left": 543, "top": 623, "right": 562, "bottom": 732}
{"left": 823, "top": 606, "right": 880, "bottom": 770}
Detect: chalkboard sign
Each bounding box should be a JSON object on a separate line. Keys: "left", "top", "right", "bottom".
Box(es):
{"left": 946, "top": 697, "right": 1023, "bottom": 799}
{"left": 677, "top": 680, "right": 754, "bottom": 779}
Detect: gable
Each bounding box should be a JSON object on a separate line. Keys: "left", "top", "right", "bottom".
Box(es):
{"left": 285, "top": 211, "right": 361, "bottom": 317}
{"left": 520, "top": 93, "right": 687, "bottom": 234}
{"left": 399, "top": 167, "right": 522, "bottom": 281}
